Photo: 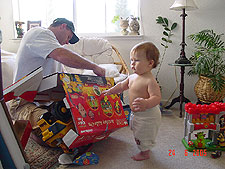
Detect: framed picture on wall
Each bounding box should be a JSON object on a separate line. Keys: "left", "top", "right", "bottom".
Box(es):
{"left": 27, "top": 21, "right": 41, "bottom": 31}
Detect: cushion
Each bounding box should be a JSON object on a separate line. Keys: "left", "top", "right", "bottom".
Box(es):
{"left": 82, "top": 64, "right": 120, "bottom": 77}
{"left": 1, "top": 50, "right": 17, "bottom": 89}
{"left": 64, "top": 37, "right": 114, "bottom": 64}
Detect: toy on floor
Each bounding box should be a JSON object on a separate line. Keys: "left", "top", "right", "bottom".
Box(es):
{"left": 73, "top": 152, "right": 99, "bottom": 166}
{"left": 36, "top": 101, "right": 75, "bottom": 153}
{"left": 58, "top": 152, "right": 78, "bottom": 165}
{"left": 194, "top": 132, "right": 206, "bottom": 148}
{"left": 182, "top": 102, "right": 225, "bottom": 152}
{"left": 211, "top": 150, "right": 222, "bottom": 159}
{"left": 217, "top": 131, "right": 225, "bottom": 147}
{"left": 58, "top": 151, "right": 99, "bottom": 166}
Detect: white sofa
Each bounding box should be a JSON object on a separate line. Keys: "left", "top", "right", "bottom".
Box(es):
{"left": 1, "top": 49, "right": 16, "bottom": 89}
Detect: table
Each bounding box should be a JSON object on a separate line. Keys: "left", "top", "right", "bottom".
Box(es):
{"left": 164, "top": 63, "right": 193, "bottom": 118}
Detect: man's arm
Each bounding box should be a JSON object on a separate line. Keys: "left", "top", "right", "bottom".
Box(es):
{"left": 49, "top": 48, "right": 105, "bottom": 76}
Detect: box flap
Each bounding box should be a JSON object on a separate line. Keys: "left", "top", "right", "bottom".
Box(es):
{"left": 13, "top": 120, "right": 32, "bottom": 149}
{"left": 63, "top": 128, "right": 113, "bottom": 149}
{"left": 3, "top": 67, "right": 43, "bottom": 102}
{"left": 34, "top": 73, "right": 65, "bottom": 102}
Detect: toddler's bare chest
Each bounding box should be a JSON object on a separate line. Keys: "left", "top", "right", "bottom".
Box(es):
{"left": 129, "top": 79, "right": 148, "bottom": 93}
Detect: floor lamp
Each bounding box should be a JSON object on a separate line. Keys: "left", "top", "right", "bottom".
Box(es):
{"left": 170, "top": 0, "right": 198, "bottom": 64}
{"left": 165, "top": 0, "right": 198, "bottom": 117}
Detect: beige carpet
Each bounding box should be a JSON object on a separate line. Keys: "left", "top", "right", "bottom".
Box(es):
{"left": 50, "top": 108, "right": 225, "bottom": 169}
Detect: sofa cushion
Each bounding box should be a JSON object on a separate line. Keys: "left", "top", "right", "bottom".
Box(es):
{"left": 64, "top": 37, "right": 114, "bottom": 64}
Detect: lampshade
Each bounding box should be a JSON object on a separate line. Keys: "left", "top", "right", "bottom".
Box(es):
{"left": 170, "top": 0, "right": 198, "bottom": 11}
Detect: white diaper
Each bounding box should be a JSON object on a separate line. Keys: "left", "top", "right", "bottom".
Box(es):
{"left": 130, "top": 105, "right": 161, "bottom": 151}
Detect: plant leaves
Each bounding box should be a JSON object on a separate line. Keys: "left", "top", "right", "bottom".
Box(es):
{"left": 161, "top": 43, "right": 165, "bottom": 47}
{"left": 163, "top": 31, "right": 169, "bottom": 36}
{"left": 164, "top": 27, "right": 170, "bottom": 31}
{"left": 163, "top": 18, "right": 168, "bottom": 26}
{"left": 156, "top": 16, "right": 163, "bottom": 23}
{"left": 171, "top": 23, "right": 177, "bottom": 30}
{"left": 162, "top": 37, "right": 167, "bottom": 42}
{"left": 188, "top": 29, "right": 225, "bottom": 49}
{"left": 112, "top": 15, "right": 120, "bottom": 23}
{"left": 155, "top": 16, "right": 178, "bottom": 80}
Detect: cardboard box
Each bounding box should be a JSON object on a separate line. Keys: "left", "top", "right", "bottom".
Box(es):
{"left": 58, "top": 73, "right": 128, "bottom": 149}
{"left": 123, "top": 105, "right": 131, "bottom": 125}
{"left": 3, "top": 67, "right": 43, "bottom": 102}
{"left": 4, "top": 68, "right": 128, "bottom": 150}
{"left": 13, "top": 120, "right": 32, "bottom": 149}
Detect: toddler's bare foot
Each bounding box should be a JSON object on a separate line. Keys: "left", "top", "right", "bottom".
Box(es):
{"left": 131, "top": 150, "right": 150, "bottom": 161}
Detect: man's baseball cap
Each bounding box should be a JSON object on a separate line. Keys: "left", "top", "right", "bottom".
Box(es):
{"left": 52, "top": 18, "right": 79, "bottom": 44}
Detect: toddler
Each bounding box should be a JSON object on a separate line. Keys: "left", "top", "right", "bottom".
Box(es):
{"left": 103, "top": 41, "right": 161, "bottom": 161}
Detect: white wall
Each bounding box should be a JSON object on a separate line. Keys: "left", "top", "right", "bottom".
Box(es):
{"left": 0, "top": 0, "right": 225, "bottom": 106}
{"left": 0, "top": 0, "right": 19, "bottom": 52}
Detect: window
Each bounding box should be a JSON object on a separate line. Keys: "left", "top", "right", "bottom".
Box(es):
{"left": 12, "top": 0, "right": 140, "bottom": 36}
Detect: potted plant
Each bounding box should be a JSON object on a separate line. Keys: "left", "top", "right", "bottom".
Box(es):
{"left": 188, "top": 29, "right": 225, "bottom": 103}
{"left": 155, "top": 16, "right": 177, "bottom": 82}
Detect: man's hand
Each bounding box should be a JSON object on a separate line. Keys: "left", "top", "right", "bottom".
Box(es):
{"left": 132, "top": 98, "right": 147, "bottom": 112}
{"left": 93, "top": 66, "right": 105, "bottom": 77}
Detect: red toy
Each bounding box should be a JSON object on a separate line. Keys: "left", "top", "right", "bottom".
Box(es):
{"left": 183, "top": 102, "right": 225, "bottom": 152}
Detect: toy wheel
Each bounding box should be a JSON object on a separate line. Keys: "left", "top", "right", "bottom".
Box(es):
{"left": 51, "top": 101, "right": 72, "bottom": 122}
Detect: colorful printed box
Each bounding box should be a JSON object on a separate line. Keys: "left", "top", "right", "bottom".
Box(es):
{"left": 4, "top": 68, "right": 128, "bottom": 151}
{"left": 59, "top": 73, "right": 128, "bottom": 149}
